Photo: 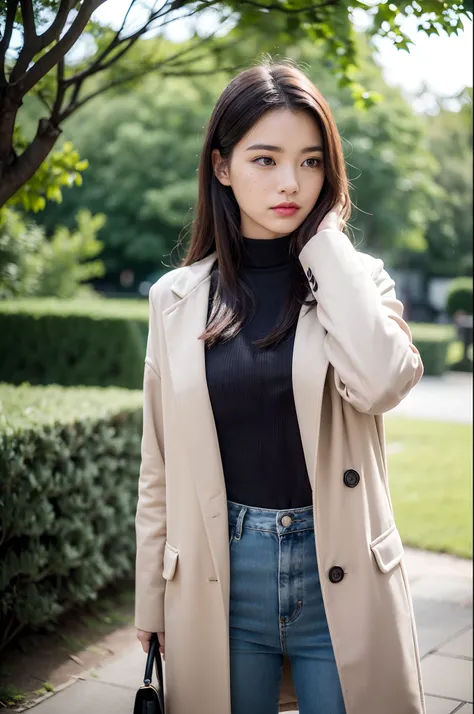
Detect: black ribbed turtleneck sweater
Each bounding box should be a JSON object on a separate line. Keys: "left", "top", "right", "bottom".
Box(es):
{"left": 204, "top": 234, "right": 313, "bottom": 510}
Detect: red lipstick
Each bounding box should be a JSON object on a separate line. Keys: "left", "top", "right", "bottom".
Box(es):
{"left": 271, "top": 202, "right": 300, "bottom": 217}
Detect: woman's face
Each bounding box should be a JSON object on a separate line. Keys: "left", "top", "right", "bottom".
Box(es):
{"left": 212, "top": 108, "right": 326, "bottom": 240}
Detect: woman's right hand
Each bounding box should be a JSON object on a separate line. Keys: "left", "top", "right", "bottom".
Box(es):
{"left": 137, "top": 629, "right": 166, "bottom": 659}
{"left": 316, "top": 199, "right": 345, "bottom": 234}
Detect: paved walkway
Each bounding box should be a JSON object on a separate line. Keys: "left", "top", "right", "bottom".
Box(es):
{"left": 7, "top": 371, "right": 472, "bottom": 713}
{"left": 387, "top": 372, "right": 472, "bottom": 424}
{"left": 8, "top": 547, "right": 472, "bottom": 714}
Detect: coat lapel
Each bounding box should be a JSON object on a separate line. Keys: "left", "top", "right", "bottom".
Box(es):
{"left": 292, "top": 301, "right": 329, "bottom": 490}
{"left": 162, "top": 252, "right": 329, "bottom": 618}
{"left": 162, "top": 253, "right": 230, "bottom": 615}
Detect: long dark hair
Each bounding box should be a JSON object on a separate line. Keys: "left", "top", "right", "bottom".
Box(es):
{"left": 174, "top": 58, "right": 351, "bottom": 349}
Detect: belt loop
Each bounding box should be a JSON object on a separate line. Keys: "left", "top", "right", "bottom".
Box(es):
{"left": 235, "top": 506, "right": 247, "bottom": 540}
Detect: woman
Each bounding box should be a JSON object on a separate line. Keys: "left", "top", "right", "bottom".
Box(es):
{"left": 134, "top": 59, "right": 426, "bottom": 714}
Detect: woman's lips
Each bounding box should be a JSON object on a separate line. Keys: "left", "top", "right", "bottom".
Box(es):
{"left": 271, "top": 206, "right": 300, "bottom": 217}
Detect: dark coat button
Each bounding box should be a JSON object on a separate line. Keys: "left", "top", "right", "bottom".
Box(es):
{"left": 306, "top": 267, "right": 313, "bottom": 280}
{"left": 343, "top": 469, "right": 360, "bottom": 488}
{"left": 329, "top": 566, "right": 345, "bottom": 583}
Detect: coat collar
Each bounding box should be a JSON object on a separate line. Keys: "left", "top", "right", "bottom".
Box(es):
{"left": 170, "top": 252, "right": 217, "bottom": 300}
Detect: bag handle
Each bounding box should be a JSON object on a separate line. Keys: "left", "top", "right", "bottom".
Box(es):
{"left": 144, "top": 632, "right": 164, "bottom": 695}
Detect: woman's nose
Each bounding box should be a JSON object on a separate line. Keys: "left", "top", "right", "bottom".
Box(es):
{"left": 277, "top": 168, "right": 299, "bottom": 194}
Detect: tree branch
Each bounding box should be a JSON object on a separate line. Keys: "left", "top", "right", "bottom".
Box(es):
{"left": 58, "top": 60, "right": 247, "bottom": 122}
{"left": 0, "top": 0, "right": 19, "bottom": 83}
{"left": 162, "top": 36, "right": 242, "bottom": 71}
{"left": 20, "top": 0, "right": 36, "bottom": 43}
{"left": 118, "top": 0, "right": 140, "bottom": 35}
{"left": 14, "top": 0, "right": 107, "bottom": 95}
{"left": 162, "top": 65, "right": 247, "bottom": 77}
{"left": 0, "top": 117, "right": 61, "bottom": 206}
{"left": 0, "top": 94, "right": 17, "bottom": 160}
{"left": 145, "top": 30, "right": 222, "bottom": 70}
{"left": 68, "top": 73, "right": 84, "bottom": 106}
{"left": 37, "top": 0, "right": 76, "bottom": 52}
{"left": 51, "top": 59, "right": 66, "bottom": 122}
{"left": 84, "top": 33, "right": 142, "bottom": 75}
{"left": 240, "top": 0, "right": 337, "bottom": 13}
{"left": 36, "top": 89, "right": 53, "bottom": 113}
{"left": 62, "top": 0, "right": 188, "bottom": 87}
{"left": 62, "top": 4, "right": 221, "bottom": 89}
{"left": 9, "top": 0, "right": 42, "bottom": 82}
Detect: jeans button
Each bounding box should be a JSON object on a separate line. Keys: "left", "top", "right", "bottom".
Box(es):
{"left": 281, "top": 515, "right": 292, "bottom": 527}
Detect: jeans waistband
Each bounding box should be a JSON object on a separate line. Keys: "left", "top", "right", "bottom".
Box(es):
{"left": 227, "top": 499, "right": 314, "bottom": 538}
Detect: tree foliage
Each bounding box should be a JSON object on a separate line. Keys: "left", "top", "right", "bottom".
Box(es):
{"left": 421, "top": 89, "right": 473, "bottom": 278}
{"left": 33, "top": 31, "right": 450, "bottom": 284}
{"left": 6, "top": 133, "right": 88, "bottom": 213}
{"left": 35, "top": 74, "right": 214, "bottom": 280}
{"left": 0, "top": 206, "right": 105, "bottom": 298}
{"left": 0, "top": 0, "right": 472, "bottom": 210}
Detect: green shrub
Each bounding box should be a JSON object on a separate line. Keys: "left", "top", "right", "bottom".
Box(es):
{"left": 0, "top": 298, "right": 461, "bottom": 384}
{"left": 410, "top": 323, "right": 455, "bottom": 376}
{"left": 0, "top": 207, "right": 106, "bottom": 300}
{"left": 0, "top": 299, "right": 148, "bottom": 389}
{"left": 445, "top": 277, "right": 473, "bottom": 317}
{"left": 0, "top": 383, "right": 143, "bottom": 652}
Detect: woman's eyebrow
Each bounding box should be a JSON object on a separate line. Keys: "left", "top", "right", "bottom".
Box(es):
{"left": 245, "top": 143, "right": 324, "bottom": 153}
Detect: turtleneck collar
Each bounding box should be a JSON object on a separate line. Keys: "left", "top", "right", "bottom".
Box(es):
{"left": 241, "top": 234, "right": 292, "bottom": 269}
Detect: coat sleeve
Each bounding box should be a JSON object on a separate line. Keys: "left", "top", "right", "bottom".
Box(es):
{"left": 135, "top": 283, "right": 167, "bottom": 633}
{"left": 298, "top": 228, "right": 424, "bottom": 415}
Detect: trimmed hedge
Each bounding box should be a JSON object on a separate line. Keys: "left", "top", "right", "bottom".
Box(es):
{"left": 446, "top": 277, "right": 473, "bottom": 317}
{"left": 0, "top": 299, "right": 460, "bottom": 386}
{"left": 410, "top": 323, "right": 455, "bottom": 377}
{"left": 0, "top": 383, "right": 143, "bottom": 652}
{"left": 0, "top": 299, "right": 149, "bottom": 389}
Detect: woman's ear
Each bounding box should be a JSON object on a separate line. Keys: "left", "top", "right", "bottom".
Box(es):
{"left": 212, "top": 149, "right": 231, "bottom": 186}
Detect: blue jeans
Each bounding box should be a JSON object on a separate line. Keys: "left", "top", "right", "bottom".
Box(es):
{"left": 228, "top": 499, "right": 346, "bottom": 714}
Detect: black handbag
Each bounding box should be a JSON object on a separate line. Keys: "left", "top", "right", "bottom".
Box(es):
{"left": 133, "top": 633, "right": 165, "bottom": 714}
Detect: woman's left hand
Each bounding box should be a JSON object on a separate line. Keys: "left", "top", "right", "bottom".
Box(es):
{"left": 316, "top": 200, "right": 345, "bottom": 234}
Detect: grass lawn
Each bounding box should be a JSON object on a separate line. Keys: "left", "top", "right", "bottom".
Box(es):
{"left": 385, "top": 417, "right": 472, "bottom": 559}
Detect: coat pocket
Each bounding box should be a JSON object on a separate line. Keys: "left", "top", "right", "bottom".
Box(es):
{"left": 163, "top": 540, "right": 179, "bottom": 580}
{"left": 370, "top": 523, "right": 404, "bottom": 574}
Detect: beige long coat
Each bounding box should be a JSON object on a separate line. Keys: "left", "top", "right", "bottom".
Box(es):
{"left": 135, "top": 228, "right": 426, "bottom": 714}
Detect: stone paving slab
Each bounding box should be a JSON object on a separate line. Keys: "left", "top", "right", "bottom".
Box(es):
{"left": 250, "top": 701, "right": 470, "bottom": 714}
{"left": 413, "top": 603, "right": 472, "bottom": 658}
{"left": 24, "top": 679, "right": 136, "bottom": 714}
{"left": 422, "top": 653, "right": 473, "bottom": 702}
{"left": 286, "top": 701, "right": 474, "bottom": 714}
{"left": 438, "top": 630, "right": 473, "bottom": 659}
{"left": 425, "top": 694, "right": 468, "bottom": 714}
{"left": 82, "top": 644, "right": 144, "bottom": 690}
{"left": 425, "top": 695, "right": 471, "bottom": 714}
{"left": 409, "top": 575, "right": 473, "bottom": 605}
{"left": 403, "top": 546, "right": 473, "bottom": 660}
{"left": 403, "top": 547, "right": 473, "bottom": 582}
{"left": 9, "top": 547, "right": 472, "bottom": 714}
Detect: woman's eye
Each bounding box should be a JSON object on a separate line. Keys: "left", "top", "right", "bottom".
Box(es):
{"left": 252, "top": 157, "right": 322, "bottom": 168}
{"left": 253, "top": 156, "right": 274, "bottom": 166}
{"left": 304, "top": 158, "right": 322, "bottom": 168}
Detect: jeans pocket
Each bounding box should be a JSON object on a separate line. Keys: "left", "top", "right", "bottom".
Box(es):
{"left": 229, "top": 523, "right": 236, "bottom": 547}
